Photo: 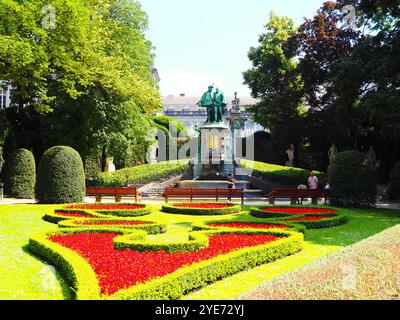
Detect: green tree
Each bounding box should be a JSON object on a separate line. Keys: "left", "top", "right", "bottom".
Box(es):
{"left": 244, "top": 2, "right": 399, "bottom": 173}
{"left": 0, "top": 0, "right": 161, "bottom": 164}
{"left": 243, "top": 12, "right": 305, "bottom": 165}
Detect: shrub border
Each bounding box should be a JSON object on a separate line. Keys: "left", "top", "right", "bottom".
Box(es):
{"left": 250, "top": 206, "right": 348, "bottom": 229}
{"left": 28, "top": 230, "right": 102, "bottom": 300}
{"left": 65, "top": 203, "right": 151, "bottom": 217}
{"left": 58, "top": 218, "right": 167, "bottom": 234}
{"left": 162, "top": 203, "right": 241, "bottom": 216}
{"left": 43, "top": 203, "right": 151, "bottom": 224}
{"left": 108, "top": 229, "right": 303, "bottom": 300}
{"left": 251, "top": 205, "right": 339, "bottom": 218}
{"left": 281, "top": 214, "right": 348, "bottom": 229}
{"left": 28, "top": 227, "right": 303, "bottom": 300}
{"left": 191, "top": 219, "right": 306, "bottom": 234}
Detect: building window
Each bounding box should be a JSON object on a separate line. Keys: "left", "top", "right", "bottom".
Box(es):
{"left": 0, "top": 87, "right": 7, "bottom": 109}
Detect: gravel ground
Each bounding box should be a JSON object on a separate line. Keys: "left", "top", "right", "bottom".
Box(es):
{"left": 241, "top": 224, "right": 400, "bottom": 300}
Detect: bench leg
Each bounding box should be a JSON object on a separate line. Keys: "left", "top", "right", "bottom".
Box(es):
{"left": 115, "top": 196, "right": 122, "bottom": 203}
{"left": 95, "top": 195, "right": 102, "bottom": 203}
{"left": 291, "top": 197, "right": 297, "bottom": 205}
{"left": 311, "top": 197, "right": 318, "bottom": 205}
{"left": 269, "top": 198, "right": 275, "bottom": 205}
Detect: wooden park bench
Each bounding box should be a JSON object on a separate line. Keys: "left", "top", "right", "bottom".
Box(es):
{"left": 267, "top": 188, "right": 329, "bottom": 205}
{"left": 163, "top": 188, "right": 245, "bottom": 205}
{"left": 86, "top": 187, "right": 140, "bottom": 203}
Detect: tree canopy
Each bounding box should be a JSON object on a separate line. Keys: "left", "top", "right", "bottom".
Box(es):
{"left": 0, "top": 0, "right": 161, "bottom": 169}
{"left": 244, "top": 1, "right": 400, "bottom": 176}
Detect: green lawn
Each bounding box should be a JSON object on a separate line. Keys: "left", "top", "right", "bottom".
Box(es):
{"left": 0, "top": 204, "right": 399, "bottom": 300}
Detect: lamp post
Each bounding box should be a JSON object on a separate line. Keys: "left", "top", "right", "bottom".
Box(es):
{"left": 225, "top": 92, "right": 248, "bottom": 174}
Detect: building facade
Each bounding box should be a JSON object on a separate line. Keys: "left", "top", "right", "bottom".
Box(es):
{"left": 161, "top": 95, "right": 265, "bottom": 137}
{"left": 0, "top": 83, "right": 11, "bottom": 109}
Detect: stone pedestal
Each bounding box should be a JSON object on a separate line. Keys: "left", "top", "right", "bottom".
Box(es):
{"left": 194, "top": 123, "right": 234, "bottom": 179}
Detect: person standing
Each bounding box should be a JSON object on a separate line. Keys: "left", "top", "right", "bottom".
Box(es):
{"left": 227, "top": 173, "right": 236, "bottom": 201}
{"left": 308, "top": 171, "right": 319, "bottom": 190}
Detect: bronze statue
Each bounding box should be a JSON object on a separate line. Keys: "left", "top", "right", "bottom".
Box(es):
{"left": 213, "top": 88, "right": 227, "bottom": 123}
{"left": 198, "top": 85, "right": 214, "bottom": 123}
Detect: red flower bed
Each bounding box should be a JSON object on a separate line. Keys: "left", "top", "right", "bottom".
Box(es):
{"left": 207, "top": 222, "right": 288, "bottom": 229}
{"left": 262, "top": 207, "right": 336, "bottom": 215}
{"left": 285, "top": 216, "right": 328, "bottom": 222}
{"left": 55, "top": 211, "right": 94, "bottom": 218}
{"left": 65, "top": 204, "right": 144, "bottom": 210}
{"left": 49, "top": 232, "right": 279, "bottom": 295}
{"left": 173, "top": 204, "right": 233, "bottom": 209}
{"left": 73, "top": 221, "right": 149, "bottom": 226}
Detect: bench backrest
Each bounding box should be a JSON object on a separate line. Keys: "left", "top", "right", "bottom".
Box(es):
{"left": 164, "top": 188, "right": 244, "bottom": 197}
{"left": 86, "top": 187, "right": 137, "bottom": 196}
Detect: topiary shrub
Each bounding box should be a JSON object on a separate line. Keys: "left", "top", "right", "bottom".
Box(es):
{"left": 389, "top": 161, "right": 400, "bottom": 199}
{"left": 36, "top": 146, "right": 85, "bottom": 204}
{"left": 329, "top": 150, "right": 376, "bottom": 207}
{"left": 3, "top": 148, "right": 36, "bottom": 199}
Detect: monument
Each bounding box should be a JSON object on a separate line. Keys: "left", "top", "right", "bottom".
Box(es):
{"left": 193, "top": 85, "right": 235, "bottom": 179}
{"left": 328, "top": 143, "right": 338, "bottom": 166}
{"left": 286, "top": 144, "right": 295, "bottom": 167}
{"left": 366, "top": 146, "right": 377, "bottom": 169}
{"left": 104, "top": 157, "right": 116, "bottom": 174}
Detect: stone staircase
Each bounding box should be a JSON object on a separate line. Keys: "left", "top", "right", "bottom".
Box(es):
{"left": 139, "top": 175, "right": 182, "bottom": 199}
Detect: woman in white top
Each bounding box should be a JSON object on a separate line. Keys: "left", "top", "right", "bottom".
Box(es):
{"left": 308, "top": 171, "right": 319, "bottom": 190}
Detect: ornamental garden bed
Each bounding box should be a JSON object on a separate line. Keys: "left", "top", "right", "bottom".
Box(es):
{"left": 250, "top": 206, "right": 347, "bottom": 229}
{"left": 44, "top": 203, "right": 151, "bottom": 223}
{"left": 162, "top": 203, "right": 241, "bottom": 215}
{"left": 28, "top": 226, "right": 303, "bottom": 299}
{"left": 191, "top": 220, "right": 306, "bottom": 234}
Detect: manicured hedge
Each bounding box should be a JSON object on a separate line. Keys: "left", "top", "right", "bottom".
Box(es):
{"left": 43, "top": 203, "right": 151, "bottom": 224}
{"left": 108, "top": 229, "right": 303, "bottom": 300}
{"left": 3, "top": 148, "right": 36, "bottom": 199}
{"left": 250, "top": 206, "right": 348, "bottom": 229}
{"left": 162, "top": 203, "right": 241, "bottom": 215}
{"left": 43, "top": 209, "right": 99, "bottom": 224}
{"left": 329, "top": 150, "right": 376, "bottom": 207}
{"left": 282, "top": 215, "right": 348, "bottom": 229}
{"left": 191, "top": 220, "right": 306, "bottom": 234}
{"left": 36, "top": 146, "right": 85, "bottom": 204}
{"left": 98, "top": 160, "right": 189, "bottom": 187}
{"left": 58, "top": 219, "right": 167, "bottom": 234}
{"left": 240, "top": 159, "right": 326, "bottom": 186}
{"left": 250, "top": 205, "right": 338, "bottom": 218}
{"left": 113, "top": 230, "right": 209, "bottom": 254}
{"left": 96, "top": 208, "right": 150, "bottom": 217}
{"left": 28, "top": 231, "right": 101, "bottom": 300}
{"left": 151, "top": 115, "right": 188, "bottom": 135}
{"left": 28, "top": 225, "right": 303, "bottom": 300}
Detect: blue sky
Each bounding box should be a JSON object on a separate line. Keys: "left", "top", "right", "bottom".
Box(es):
{"left": 140, "top": 0, "right": 325, "bottom": 97}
